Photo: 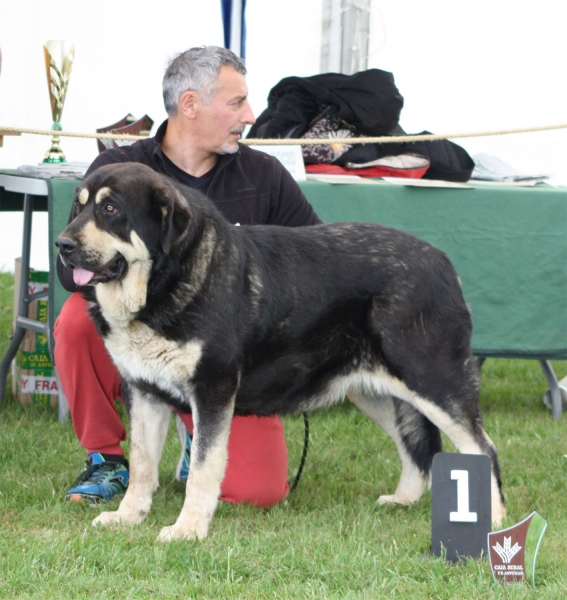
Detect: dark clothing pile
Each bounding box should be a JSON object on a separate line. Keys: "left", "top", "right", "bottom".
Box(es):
{"left": 249, "top": 70, "right": 404, "bottom": 140}
{"left": 248, "top": 70, "right": 474, "bottom": 182}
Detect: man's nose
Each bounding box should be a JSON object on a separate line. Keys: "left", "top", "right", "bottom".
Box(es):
{"left": 241, "top": 99, "right": 256, "bottom": 125}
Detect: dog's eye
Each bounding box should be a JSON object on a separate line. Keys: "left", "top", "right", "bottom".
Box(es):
{"left": 103, "top": 203, "right": 118, "bottom": 214}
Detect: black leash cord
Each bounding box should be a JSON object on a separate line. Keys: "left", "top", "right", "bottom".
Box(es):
{"left": 289, "top": 412, "right": 309, "bottom": 493}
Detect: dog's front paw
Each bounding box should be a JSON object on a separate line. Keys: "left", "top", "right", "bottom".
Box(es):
{"left": 92, "top": 507, "right": 146, "bottom": 528}
{"left": 92, "top": 510, "right": 123, "bottom": 527}
{"left": 156, "top": 524, "right": 208, "bottom": 543}
{"left": 156, "top": 526, "right": 197, "bottom": 543}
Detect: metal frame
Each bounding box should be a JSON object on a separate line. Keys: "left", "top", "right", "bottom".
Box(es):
{"left": 0, "top": 174, "right": 68, "bottom": 420}
{"left": 477, "top": 357, "right": 563, "bottom": 419}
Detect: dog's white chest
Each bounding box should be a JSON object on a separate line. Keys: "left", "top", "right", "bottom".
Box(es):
{"left": 104, "top": 321, "right": 203, "bottom": 390}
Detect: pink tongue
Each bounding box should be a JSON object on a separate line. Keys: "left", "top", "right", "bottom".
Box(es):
{"left": 73, "top": 267, "right": 95, "bottom": 285}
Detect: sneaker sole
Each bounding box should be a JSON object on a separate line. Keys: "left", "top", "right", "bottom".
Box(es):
{"left": 66, "top": 493, "right": 105, "bottom": 507}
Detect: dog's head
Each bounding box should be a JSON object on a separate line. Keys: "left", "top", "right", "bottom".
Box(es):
{"left": 56, "top": 163, "right": 192, "bottom": 287}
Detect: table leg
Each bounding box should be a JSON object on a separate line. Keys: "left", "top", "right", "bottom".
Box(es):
{"left": 540, "top": 360, "right": 563, "bottom": 419}
{"left": 0, "top": 193, "right": 69, "bottom": 420}
{"left": 0, "top": 193, "right": 34, "bottom": 401}
{"left": 474, "top": 357, "right": 563, "bottom": 419}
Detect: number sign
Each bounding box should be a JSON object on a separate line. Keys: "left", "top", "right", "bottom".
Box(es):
{"left": 431, "top": 453, "right": 492, "bottom": 562}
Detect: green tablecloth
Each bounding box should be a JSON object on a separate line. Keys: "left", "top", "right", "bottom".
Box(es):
{"left": 298, "top": 180, "right": 567, "bottom": 359}
{"left": 2, "top": 173, "right": 566, "bottom": 359}
{"left": 46, "top": 179, "right": 78, "bottom": 329}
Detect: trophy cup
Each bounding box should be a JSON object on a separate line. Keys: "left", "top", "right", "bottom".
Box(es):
{"left": 43, "top": 40, "right": 74, "bottom": 163}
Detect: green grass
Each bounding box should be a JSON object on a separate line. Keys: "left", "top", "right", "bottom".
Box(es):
{"left": 1, "top": 271, "right": 566, "bottom": 599}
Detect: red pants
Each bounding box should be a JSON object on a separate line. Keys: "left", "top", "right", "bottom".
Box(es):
{"left": 54, "top": 292, "right": 289, "bottom": 507}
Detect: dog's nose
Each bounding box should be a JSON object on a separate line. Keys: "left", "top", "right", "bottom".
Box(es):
{"left": 56, "top": 237, "right": 77, "bottom": 256}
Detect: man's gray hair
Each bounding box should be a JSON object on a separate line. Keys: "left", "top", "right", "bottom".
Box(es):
{"left": 163, "top": 46, "right": 246, "bottom": 115}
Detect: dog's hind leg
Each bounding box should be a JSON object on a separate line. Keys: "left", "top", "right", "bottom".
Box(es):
{"left": 349, "top": 392, "right": 441, "bottom": 506}
{"left": 409, "top": 390, "right": 506, "bottom": 526}
{"left": 157, "top": 395, "right": 235, "bottom": 542}
{"left": 93, "top": 387, "right": 171, "bottom": 528}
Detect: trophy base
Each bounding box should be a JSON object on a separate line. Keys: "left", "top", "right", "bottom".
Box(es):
{"left": 43, "top": 123, "right": 67, "bottom": 164}
{"left": 43, "top": 152, "right": 67, "bottom": 164}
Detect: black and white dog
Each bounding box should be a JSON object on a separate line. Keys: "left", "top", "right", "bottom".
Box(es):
{"left": 56, "top": 163, "right": 505, "bottom": 541}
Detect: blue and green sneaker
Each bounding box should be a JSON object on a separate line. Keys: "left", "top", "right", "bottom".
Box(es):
{"left": 175, "top": 415, "right": 192, "bottom": 482}
{"left": 66, "top": 452, "right": 129, "bottom": 505}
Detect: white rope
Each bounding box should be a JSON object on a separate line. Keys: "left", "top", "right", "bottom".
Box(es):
{"left": 1, "top": 122, "right": 566, "bottom": 145}
{"left": 246, "top": 122, "right": 567, "bottom": 145}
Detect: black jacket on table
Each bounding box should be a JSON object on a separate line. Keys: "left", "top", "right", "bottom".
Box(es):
{"left": 57, "top": 119, "right": 321, "bottom": 292}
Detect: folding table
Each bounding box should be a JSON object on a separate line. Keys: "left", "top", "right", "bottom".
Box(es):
{"left": 1, "top": 171, "right": 565, "bottom": 418}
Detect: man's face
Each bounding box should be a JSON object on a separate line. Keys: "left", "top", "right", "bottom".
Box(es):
{"left": 196, "top": 65, "right": 256, "bottom": 155}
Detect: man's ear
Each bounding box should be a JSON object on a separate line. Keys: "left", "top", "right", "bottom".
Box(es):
{"left": 179, "top": 90, "right": 198, "bottom": 119}
{"left": 155, "top": 182, "right": 191, "bottom": 254}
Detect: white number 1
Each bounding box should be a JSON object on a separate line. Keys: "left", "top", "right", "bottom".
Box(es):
{"left": 449, "top": 469, "right": 478, "bottom": 522}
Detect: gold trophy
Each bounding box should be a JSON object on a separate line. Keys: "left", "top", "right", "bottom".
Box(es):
{"left": 43, "top": 40, "right": 74, "bottom": 163}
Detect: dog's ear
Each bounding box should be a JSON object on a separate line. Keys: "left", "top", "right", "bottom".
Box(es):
{"left": 70, "top": 185, "right": 88, "bottom": 220}
{"left": 154, "top": 181, "right": 191, "bottom": 254}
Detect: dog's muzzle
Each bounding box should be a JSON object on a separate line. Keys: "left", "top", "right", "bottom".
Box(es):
{"left": 55, "top": 236, "right": 77, "bottom": 258}
{"left": 56, "top": 236, "right": 127, "bottom": 285}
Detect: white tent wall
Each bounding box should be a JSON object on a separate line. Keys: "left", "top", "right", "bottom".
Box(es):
{"left": 365, "top": 1, "right": 567, "bottom": 184}
{"left": 0, "top": 0, "right": 565, "bottom": 271}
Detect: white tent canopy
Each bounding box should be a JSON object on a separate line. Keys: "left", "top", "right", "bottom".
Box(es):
{"left": 0, "top": 0, "right": 565, "bottom": 270}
